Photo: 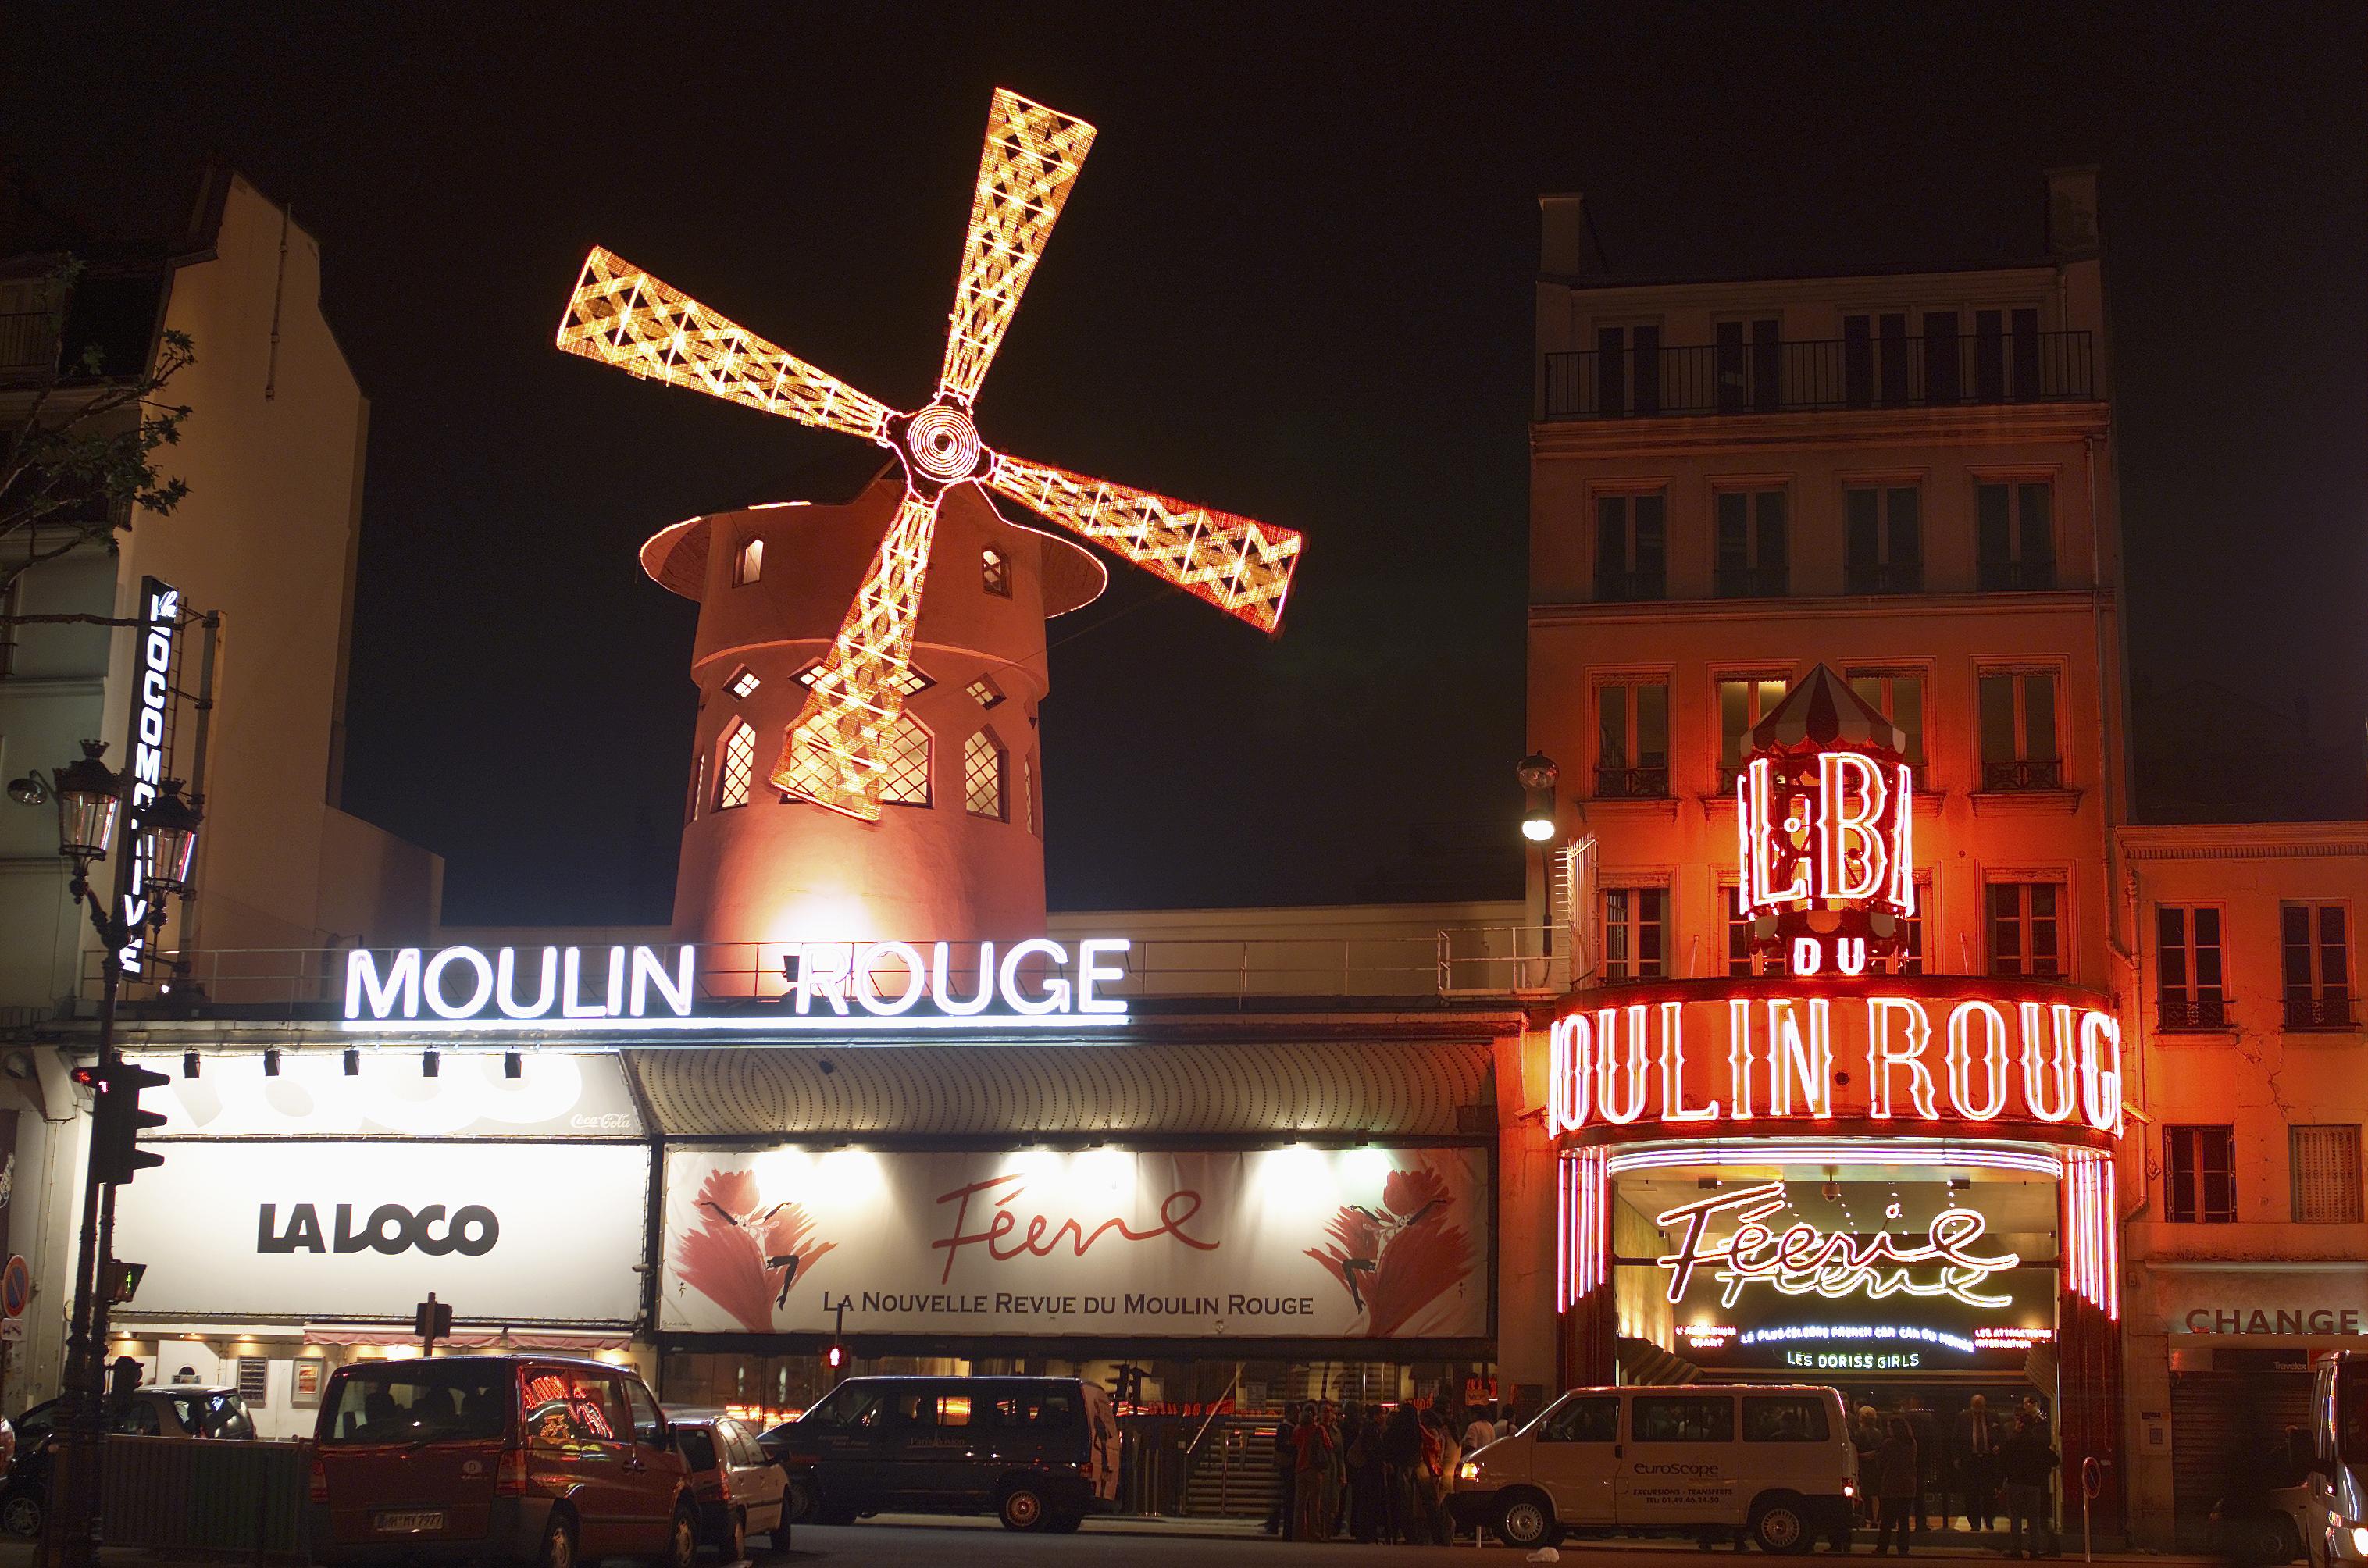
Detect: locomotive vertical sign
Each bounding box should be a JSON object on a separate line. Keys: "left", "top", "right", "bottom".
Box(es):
{"left": 117, "top": 577, "right": 180, "bottom": 979}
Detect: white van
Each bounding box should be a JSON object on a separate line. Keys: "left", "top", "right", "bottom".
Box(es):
{"left": 2304, "top": 1349, "right": 2368, "bottom": 1568}
{"left": 1450, "top": 1384, "right": 1858, "bottom": 1552}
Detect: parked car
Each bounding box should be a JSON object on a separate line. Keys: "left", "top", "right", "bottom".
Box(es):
{"left": 758, "top": 1375, "right": 1119, "bottom": 1532}
{"left": 308, "top": 1356, "right": 695, "bottom": 1568}
{"left": 1450, "top": 1384, "right": 1858, "bottom": 1553}
{"left": 1, "top": 1386, "right": 252, "bottom": 1538}
{"left": 665, "top": 1409, "right": 787, "bottom": 1559}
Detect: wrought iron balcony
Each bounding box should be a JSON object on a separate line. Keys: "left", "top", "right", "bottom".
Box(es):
{"left": 1981, "top": 759, "right": 2064, "bottom": 792}
{"left": 2158, "top": 996, "right": 2229, "bottom": 1030}
{"left": 1714, "top": 566, "right": 1789, "bottom": 599}
{"left": 1595, "top": 765, "right": 1670, "bottom": 800}
{"left": 2285, "top": 994, "right": 2356, "bottom": 1031}
{"left": 1845, "top": 563, "right": 1924, "bottom": 596}
{"left": 1977, "top": 558, "right": 2057, "bottom": 592}
{"left": 1542, "top": 330, "right": 2095, "bottom": 420}
{"left": 1592, "top": 569, "right": 1666, "bottom": 603}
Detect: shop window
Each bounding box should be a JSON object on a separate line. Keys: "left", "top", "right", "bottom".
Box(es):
{"left": 2291, "top": 1125, "right": 2363, "bottom": 1224}
{"left": 1596, "top": 679, "right": 1669, "bottom": 798}
{"left": 1742, "top": 1395, "right": 1830, "bottom": 1442}
{"left": 733, "top": 537, "right": 763, "bottom": 586}
{"left": 981, "top": 547, "right": 1009, "bottom": 598}
{"left": 715, "top": 722, "right": 755, "bottom": 811}
{"left": 2166, "top": 1124, "right": 2237, "bottom": 1224}
{"left": 1846, "top": 669, "right": 1927, "bottom": 776}
{"left": 1977, "top": 480, "right": 2056, "bottom": 590}
{"left": 1603, "top": 887, "right": 1667, "bottom": 982}
{"left": 1977, "top": 671, "right": 2061, "bottom": 790}
{"left": 1988, "top": 882, "right": 2062, "bottom": 978}
{"left": 879, "top": 714, "right": 931, "bottom": 807}
{"left": 965, "top": 729, "right": 1007, "bottom": 821}
{"left": 1595, "top": 491, "right": 1666, "bottom": 601}
{"left": 726, "top": 667, "right": 761, "bottom": 700}
{"left": 1717, "top": 674, "right": 1792, "bottom": 789}
{"left": 2282, "top": 903, "right": 2354, "bottom": 1029}
{"left": 2156, "top": 905, "right": 2227, "bottom": 1030}
{"left": 1844, "top": 485, "right": 1921, "bottom": 593}
{"left": 1539, "top": 1395, "right": 1618, "bottom": 1443}
{"left": 1714, "top": 490, "right": 1788, "bottom": 597}
{"left": 1632, "top": 1395, "right": 1734, "bottom": 1445}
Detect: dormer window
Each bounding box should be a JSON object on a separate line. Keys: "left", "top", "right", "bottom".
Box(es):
{"left": 726, "top": 667, "right": 761, "bottom": 700}
{"left": 981, "top": 547, "right": 1009, "bottom": 598}
{"left": 733, "top": 537, "right": 764, "bottom": 586}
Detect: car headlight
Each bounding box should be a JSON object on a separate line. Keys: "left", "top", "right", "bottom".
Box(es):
{"left": 2348, "top": 1523, "right": 2368, "bottom": 1557}
{"left": 1457, "top": 1461, "right": 1479, "bottom": 1482}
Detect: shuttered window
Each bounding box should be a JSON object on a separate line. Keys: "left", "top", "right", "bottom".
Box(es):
{"left": 2166, "top": 1124, "right": 2237, "bottom": 1223}
{"left": 2291, "top": 1125, "right": 2363, "bottom": 1224}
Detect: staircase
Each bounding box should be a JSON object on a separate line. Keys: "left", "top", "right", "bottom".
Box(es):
{"left": 1182, "top": 1417, "right": 1284, "bottom": 1518}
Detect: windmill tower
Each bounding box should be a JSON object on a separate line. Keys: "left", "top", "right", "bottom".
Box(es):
{"left": 562, "top": 90, "right": 1302, "bottom": 950}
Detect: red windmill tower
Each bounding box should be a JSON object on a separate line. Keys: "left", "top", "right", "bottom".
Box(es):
{"left": 558, "top": 90, "right": 1301, "bottom": 950}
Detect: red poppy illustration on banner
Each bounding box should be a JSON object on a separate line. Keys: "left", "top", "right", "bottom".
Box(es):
{"left": 1304, "top": 1152, "right": 1480, "bottom": 1337}
{"left": 672, "top": 1167, "right": 837, "bottom": 1333}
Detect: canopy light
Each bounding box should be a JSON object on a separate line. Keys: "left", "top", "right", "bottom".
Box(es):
{"left": 6, "top": 774, "right": 46, "bottom": 807}
{"left": 180, "top": 1052, "right": 199, "bottom": 1082}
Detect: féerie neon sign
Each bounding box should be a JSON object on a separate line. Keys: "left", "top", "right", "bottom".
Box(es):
{"left": 1655, "top": 1181, "right": 2020, "bottom": 1310}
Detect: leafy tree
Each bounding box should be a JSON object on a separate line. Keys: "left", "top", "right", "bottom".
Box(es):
{"left": 0, "top": 260, "right": 194, "bottom": 598}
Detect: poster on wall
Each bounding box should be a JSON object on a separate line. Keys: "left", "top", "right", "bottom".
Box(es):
{"left": 659, "top": 1145, "right": 1489, "bottom": 1341}
{"left": 111, "top": 1141, "right": 648, "bottom": 1324}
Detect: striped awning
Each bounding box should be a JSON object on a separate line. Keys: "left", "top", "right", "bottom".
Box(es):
{"left": 1749, "top": 662, "right": 1906, "bottom": 757}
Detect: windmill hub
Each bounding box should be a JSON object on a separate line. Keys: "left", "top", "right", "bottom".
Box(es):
{"left": 898, "top": 401, "right": 985, "bottom": 490}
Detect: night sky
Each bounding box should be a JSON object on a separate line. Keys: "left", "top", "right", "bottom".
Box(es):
{"left": 10, "top": 5, "right": 2363, "bottom": 924}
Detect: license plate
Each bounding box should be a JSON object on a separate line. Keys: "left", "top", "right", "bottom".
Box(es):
{"left": 374, "top": 1510, "right": 446, "bottom": 1534}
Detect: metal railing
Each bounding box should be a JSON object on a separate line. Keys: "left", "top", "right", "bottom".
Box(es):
{"left": 1977, "top": 558, "right": 2057, "bottom": 591}
{"left": 2157, "top": 995, "right": 2229, "bottom": 1031}
{"left": 1981, "top": 758, "right": 2065, "bottom": 792}
{"left": 2284, "top": 994, "right": 2356, "bottom": 1031}
{"left": 102, "top": 1434, "right": 311, "bottom": 1559}
{"left": 1592, "top": 568, "right": 1665, "bottom": 603}
{"left": 81, "top": 924, "right": 1572, "bottom": 1014}
{"left": 1594, "top": 765, "right": 1669, "bottom": 800}
{"left": 1542, "top": 330, "right": 2095, "bottom": 419}
{"left": 1714, "top": 566, "right": 1788, "bottom": 598}
{"left": 1844, "top": 562, "right": 1924, "bottom": 596}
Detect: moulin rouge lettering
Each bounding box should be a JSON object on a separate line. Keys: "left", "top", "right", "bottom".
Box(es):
{"left": 930, "top": 1171, "right": 1219, "bottom": 1285}
{"left": 1654, "top": 1181, "right": 2019, "bottom": 1310}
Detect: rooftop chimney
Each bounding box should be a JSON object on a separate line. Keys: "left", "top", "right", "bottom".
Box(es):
{"left": 2045, "top": 166, "right": 2101, "bottom": 261}
{"left": 1539, "top": 192, "right": 1605, "bottom": 278}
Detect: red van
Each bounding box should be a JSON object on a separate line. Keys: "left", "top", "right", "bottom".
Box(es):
{"left": 309, "top": 1356, "right": 695, "bottom": 1568}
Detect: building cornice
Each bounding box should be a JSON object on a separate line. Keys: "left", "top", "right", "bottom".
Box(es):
{"left": 1529, "top": 401, "right": 2111, "bottom": 459}
{"left": 2119, "top": 823, "right": 2368, "bottom": 861}
{"left": 1530, "top": 589, "right": 2114, "bottom": 629}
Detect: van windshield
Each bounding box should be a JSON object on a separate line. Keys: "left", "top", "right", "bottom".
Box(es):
{"left": 322, "top": 1366, "right": 510, "bottom": 1446}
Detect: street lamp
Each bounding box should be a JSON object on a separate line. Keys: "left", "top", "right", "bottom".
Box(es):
{"left": 1517, "top": 753, "right": 1560, "bottom": 843}
{"left": 34, "top": 742, "right": 200, "bottom": 1568}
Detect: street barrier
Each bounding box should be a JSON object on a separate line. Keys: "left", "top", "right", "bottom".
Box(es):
{"left": 100, "top": 1434, "right": 309, "bottom": 1561}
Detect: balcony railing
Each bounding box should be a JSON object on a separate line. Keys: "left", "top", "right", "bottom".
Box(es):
{"left": 1714, "top": 566, "right": 1789, "bottom": 599}
{"left": 2158, "top": 995, "right": 2230, "bottom": 1030}
{"left": 1592, "top": 569, "right": 1665, "bottom": 603}
{"left": 1595, "top": 765, "right": 1670, "bottom": 800}
{"left": 2284, "top": 994, "right": 2356, "bottom": 1031}
{"left": 1543, "top": 330, "right": 2095, "bottom": 420}
{"left": 1844, "top": 562, "right": 1924, "bottom": 596}
{"left": 1977, "top": 558, "right": 2057, "bottom": 592}
{"left": 1981, "top": 758, "right": 2063, "bottom": 792}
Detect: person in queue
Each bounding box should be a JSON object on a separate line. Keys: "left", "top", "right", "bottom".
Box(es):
{"left": 1999, "top": 1408, "right": 2059, "bottom": 1559}
{"left": 1874, "top": 1414, "right": 1920, "bottom": 1556}
{"left": 1267, "top": 1402, "right": 1300, "bottom": 1538}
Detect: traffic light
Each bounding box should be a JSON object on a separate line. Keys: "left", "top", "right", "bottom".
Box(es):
{"left": 823, "top": 1342, "right": 848, "bottom": 1374}
{"left": 90, "top": 1058, "right": 169, "bottom": 1186}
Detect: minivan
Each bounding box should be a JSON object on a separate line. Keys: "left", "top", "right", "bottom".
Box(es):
{"left": 309, "top": 1356, "right": 695, "bottom": 1568}
{"left": 760, "top": 1375, "right": 1118, "bottom": 1532}
{"left": 1450, "top": 1384, "right": 1857, "bottom": 1552}
{"left": 2304, "top": 1349, "right": 2368, "bottom": 1568}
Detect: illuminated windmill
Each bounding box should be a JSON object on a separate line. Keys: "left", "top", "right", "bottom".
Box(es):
{"left": 558, "top": 89, "right": 1302, "bottom": 822}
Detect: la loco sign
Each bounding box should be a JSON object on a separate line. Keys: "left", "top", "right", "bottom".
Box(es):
{"left": 1546, "top": 977, "right": 2123, "bottom": 1137}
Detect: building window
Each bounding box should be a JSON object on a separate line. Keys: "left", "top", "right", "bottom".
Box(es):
{"left": 715, "top": 722, "right": 755, "bottom": 810}
{"left": 733, "top": 537, "right": 764, "bottom": 586}
{"left": 1977, "top": 670, "right": 2061, "bottom": 790}
{"left": 1714, "top": 490, "right": 1788, "bottom": 597}
{"left": 1888, "top": 897, "right": 1927, "bottom": 977}
{"left": 1842, "top": 313, "right": 1912, "bottom": 407}
{"left": 2292, "top": 1126, "right": 2364, "bottom": 1224}
{"left": 1714, "top": 318, "right": 1782, "bottom": 413}
{"left": 1596, "top": 679, "right": 1670, "bottom": 798}
{"left": 1977, "top": 481, "right": 2056, "bottom": 591}
{"left": 1592, "top": 322, "right": 1663, "bottom": 417}
{"left": 981, "top": 547, "right": 1009, "bottom": 598}
{"left": 1974, "top": 307, "right": 2045, "bottom": 402}
{"left": 964, "top": 729, "right": 1007, "bottom": 820}
{"left": 1725, "top": 896, "right": 1786, "bottom": 978}
{"left": 2165, "top": 1124, "right": 2237, "bottom": 1223}
{"left": 2282, "top": 903, "right": 2354, "bottom": 1029}
{"left": 1844, "top": 485, "right": 1921, "bottom": 594}
{"left": 2156, "top": 905, "right": 2227, "bottom": 1030}
{"left": 1603, "top": 887, "right": 1667, "bottom": 981}
{"left": 1846, "top": 670, "right": 1927, "bottom": 776}
{"left": 965, "top": 675, "right": 1004, "bottom": 708}
{"left": 797, "top": 661, "right": 932, "bottom": 699}
{"left": 688, "top": 751, "right": 706, "bottom": 825}
{"left": 726, "top": 667, "right": 761, "bottom": 700}
{"left": 1717, "top": 675, "right": 1791, "bottom": 789}
{"left": 1594, "top": 492, "right": 1666, "bottom": 602}
{"left": 879, "top": 713, "right": 932, "bottom": 807}
{"left": 1988, "top": 882, "right": 2062, "bottom": 978}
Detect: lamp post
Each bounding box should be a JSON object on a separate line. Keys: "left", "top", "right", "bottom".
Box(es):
{"left": 34, "top": 743, "right": 200, "bottom": 1568}
{"left": 1517, "top": 754, "right": 1560, "bottom": 986}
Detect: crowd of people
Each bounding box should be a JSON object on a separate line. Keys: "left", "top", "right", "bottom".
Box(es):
{"left": 1262, "top": 1396, "right": 1517, "bottom": 1544}
{"left": 1855, "top": 1392, "right": 2061, "bottom": 1558}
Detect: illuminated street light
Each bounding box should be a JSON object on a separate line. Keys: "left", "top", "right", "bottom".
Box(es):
{"left": 1517, "top": 753, "right": 1560, "bottom": 843}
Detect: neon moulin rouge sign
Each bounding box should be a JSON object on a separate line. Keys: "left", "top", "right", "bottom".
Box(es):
{"left": 1652, "top": 1180, "right": 2019, "bottom": 1310}
{"left": 341, "top": 939, "right": 1132, "bottom": 1032}
{"left": 1546, "top": 981, "right": 2123, "bottom": 1136}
